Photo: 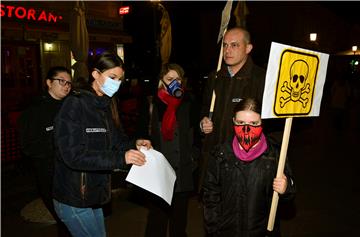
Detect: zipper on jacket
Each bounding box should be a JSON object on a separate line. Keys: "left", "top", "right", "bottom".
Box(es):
{"left": 105, "top": 115, "right": 111, "bottom": 147}
{"left": 102, "top": 110, "right": 112, "bottom": 199}
{"left": 100, "top": 110, "right": 111, "bottom": 149}
{"left": 80, "top": 172, "right": 86, "bottom": 200}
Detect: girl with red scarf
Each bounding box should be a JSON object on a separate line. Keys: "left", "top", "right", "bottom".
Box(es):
{"left": 203, "top": 98, "right": 296, "bottom": 237}
{"left": 143, "top": 63, "right": 201, "bottom": 237}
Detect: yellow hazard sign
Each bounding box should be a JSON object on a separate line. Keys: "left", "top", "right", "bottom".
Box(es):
{"left": 261, "top": 42, "right": 329, "bottom": 119}
{"left": 273, "top": 49, "right": 319, "bottom": 116}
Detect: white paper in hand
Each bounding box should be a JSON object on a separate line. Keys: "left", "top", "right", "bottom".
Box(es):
{"left": 125, "top": 148, "right": 176, "bottom": 205}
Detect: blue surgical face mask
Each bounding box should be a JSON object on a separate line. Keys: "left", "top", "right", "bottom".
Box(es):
{"left": 101, "top": 77, "right": 121, "bottom": 97}
{"left": 165, "top": 79, "right": 183, "bottom": 98}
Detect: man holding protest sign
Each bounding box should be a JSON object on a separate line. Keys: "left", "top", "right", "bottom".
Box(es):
{"left": 200, "top": 27, "right": 265, "bottom": 144}
{"left": 198, "top": 27, "right": 266, "bottom": 193}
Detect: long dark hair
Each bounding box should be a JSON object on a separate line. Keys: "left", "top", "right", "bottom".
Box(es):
{"left": 89, "top": 51, "right": 124, "bottom": 129}
{"left": 90, "top": 51, "right": 124, "bottom": 78}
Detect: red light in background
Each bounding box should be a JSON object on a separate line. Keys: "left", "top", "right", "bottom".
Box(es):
{"left": 1, "top": 4, "right": 62, "bottom": 23}
{"left": 119, "top": 6, "right": 130, "bottom": 15}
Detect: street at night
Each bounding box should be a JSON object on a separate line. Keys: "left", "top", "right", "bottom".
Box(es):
{"left": 2, "top": 1, "right": 360, "bottom": 237}
{"left": 3, "top": 101, "right": 360, "bottom": 236}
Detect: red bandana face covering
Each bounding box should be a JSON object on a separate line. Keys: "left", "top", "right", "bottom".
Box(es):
{"left": 234, "top": 125, "right": 263, "bottom": 152}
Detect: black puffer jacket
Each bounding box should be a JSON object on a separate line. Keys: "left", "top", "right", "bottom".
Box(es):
{"left": 203, "top": 137, "right": 296, "bottom": 237}
{"left": 53, "top": 89, "right": 133, "bottom": 207}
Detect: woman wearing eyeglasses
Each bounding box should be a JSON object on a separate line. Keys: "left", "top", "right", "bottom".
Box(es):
{"left": 202, "top": 98, "right": 296, "bottom": 237}
{"left": 18, "top": 66, "right": 72, "bottom": 236}
{"left": 52, "top": 51, "right": 151, "bottom": 237}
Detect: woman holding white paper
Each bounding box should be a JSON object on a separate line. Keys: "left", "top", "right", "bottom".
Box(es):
{"left": 52, "top": 51, "right": 151, "bottom": 237}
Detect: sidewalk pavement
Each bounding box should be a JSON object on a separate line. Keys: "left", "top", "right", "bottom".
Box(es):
{"left": 1, "top": 169, "right": 204, "bottom": 237}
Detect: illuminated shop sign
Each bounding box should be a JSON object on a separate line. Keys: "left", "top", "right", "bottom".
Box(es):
{"left": 119, "top": 6, "right": 130, "bottom": 15}
{"left": 1, "top": 4, "right": 63, "bottom": 23}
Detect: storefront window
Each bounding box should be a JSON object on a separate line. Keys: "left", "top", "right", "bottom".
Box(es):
{"left": 116, "top": 44, "right": 124, "bottom": 62}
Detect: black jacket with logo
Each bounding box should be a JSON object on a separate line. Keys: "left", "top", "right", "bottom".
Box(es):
{"left": 203, "top": 137, "right": 296, "bottom": 237}
{"left": 18, "top": 92, "right": 63, "bottom": 173}
{"left": 53, "top": 89, "right": 133, "bottom": 207}
{"left": 201, "top": 57, "right": 266, "bottom": 150}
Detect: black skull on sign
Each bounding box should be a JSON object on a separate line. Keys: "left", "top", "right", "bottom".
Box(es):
{"left": 280, "top": 60, "right": 311, "bottom": 108}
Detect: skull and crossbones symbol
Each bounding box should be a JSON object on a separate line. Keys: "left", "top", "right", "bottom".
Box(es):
{"left": 280, "top": 60, "right": 311, "bottom": 108}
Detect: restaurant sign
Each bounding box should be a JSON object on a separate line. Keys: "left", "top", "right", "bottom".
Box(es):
{"left": 1, "top": 4, "right": 63, "bottom": 23}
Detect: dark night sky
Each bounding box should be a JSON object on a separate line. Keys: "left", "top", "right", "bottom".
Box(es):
{"left": 123, "top": 1, "right": 360, "bottom": 82}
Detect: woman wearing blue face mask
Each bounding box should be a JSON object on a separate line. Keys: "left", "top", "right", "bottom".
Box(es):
{"left": 52, "top": 51, "right": 151, "bottom": 237}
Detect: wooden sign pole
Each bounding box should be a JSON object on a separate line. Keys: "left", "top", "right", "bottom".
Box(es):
{"left": 267, "top": 117, "right": 293, "bottom": 231}
{"left": 209, "top": 29, "right": 226, "bottom": 118}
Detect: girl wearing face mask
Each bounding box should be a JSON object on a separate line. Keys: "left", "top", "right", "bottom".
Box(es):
{"left": 203, "top": 98, "right": 296, "bottom": 237}
{"left": 140, "top": 63, "right": 201, "bottom": 237}
{"left": 52, "top": 51, "right": 151, "bottom": 237}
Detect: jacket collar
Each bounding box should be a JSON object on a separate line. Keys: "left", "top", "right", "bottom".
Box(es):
{"left": 42, "top": 91, "right": 63, "bottom": 104}
{"left": 77, "top": 89, "right": 111, "bottom": 110}
{"left": 218, "top": 56, "right": 254, "bottom": 80}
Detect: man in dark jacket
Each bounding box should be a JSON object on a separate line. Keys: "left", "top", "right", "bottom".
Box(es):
{"left": 199, "top": 27, "right": 266, "bottom": 191}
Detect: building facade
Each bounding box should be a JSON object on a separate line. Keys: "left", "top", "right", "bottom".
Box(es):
{"left": 1, "top": 1, "right": 131, "bottom": 163}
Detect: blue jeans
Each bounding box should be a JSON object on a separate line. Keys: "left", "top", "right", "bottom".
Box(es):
{"left": 53, "top": 199, "right": 106, "bottom": 237}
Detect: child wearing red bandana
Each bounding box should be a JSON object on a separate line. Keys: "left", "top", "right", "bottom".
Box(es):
{"left": 203, "top": 98, "right": 296, "bottom": 237}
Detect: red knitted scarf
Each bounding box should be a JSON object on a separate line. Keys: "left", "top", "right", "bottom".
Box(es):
{"left": 157, "top": 89, "right": 182, "bottom": 141}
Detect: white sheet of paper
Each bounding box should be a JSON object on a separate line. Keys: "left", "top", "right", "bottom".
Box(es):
{"left": 125, "top": 148, "right": 176, "bottom": 205}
